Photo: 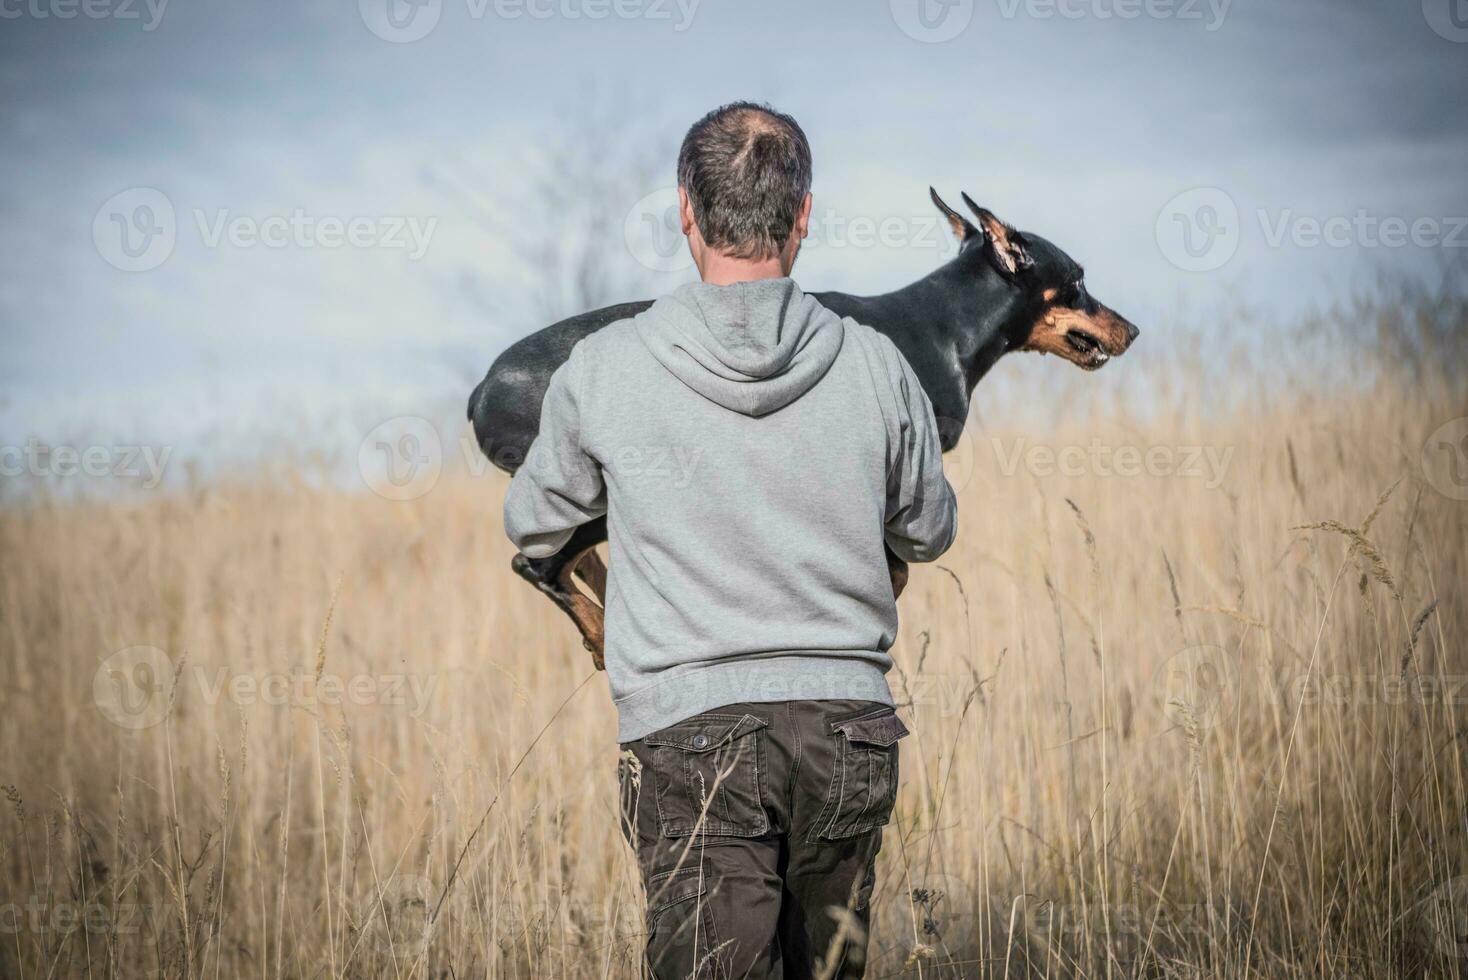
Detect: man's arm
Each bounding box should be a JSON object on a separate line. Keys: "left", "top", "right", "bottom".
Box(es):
{"left": 883, "top": 355, "right": 958, "bottom": 565}
{"left": 503, "top": 345, "right": 606, "bottom": 558}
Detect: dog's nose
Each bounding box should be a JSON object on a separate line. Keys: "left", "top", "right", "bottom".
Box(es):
{"left": 1124, "top": 319, "right": 1140, "bottom": 344}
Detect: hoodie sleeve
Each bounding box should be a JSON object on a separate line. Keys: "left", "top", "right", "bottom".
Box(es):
{"left": 503, "top": 345, "right": 606, "bottom": 558}
{"left": 883, "top": 350, "right": 958, "bottom": 564}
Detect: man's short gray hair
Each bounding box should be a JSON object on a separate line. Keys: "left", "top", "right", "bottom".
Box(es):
{"left": 676, "top": 102, "right": 813, "bottom": 262}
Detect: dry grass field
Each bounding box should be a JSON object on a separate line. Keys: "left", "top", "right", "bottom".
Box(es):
{"left": 2, "top": 288, "right": 1466, "bottom": 978}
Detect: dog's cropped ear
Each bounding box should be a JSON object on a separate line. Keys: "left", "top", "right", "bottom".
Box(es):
{"left": 961, "top": 192, "right": 1032, "bottom": 278}
{"left": 930, "top": 187, "right": 978, "bottom": 245}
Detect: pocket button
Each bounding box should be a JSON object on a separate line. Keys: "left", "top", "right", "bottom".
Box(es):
{"left": 644, "top": 713, "right": 770, "bottom": 837}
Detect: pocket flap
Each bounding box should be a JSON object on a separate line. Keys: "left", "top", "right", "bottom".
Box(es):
{"left": 647, "top": 867, "right": 708, "bottom": 916}
{"left": 643, "top": 712, "right": 769, "bottom": 753}
{"left": 833, "top": 710, "right": 909, "bottom": 747}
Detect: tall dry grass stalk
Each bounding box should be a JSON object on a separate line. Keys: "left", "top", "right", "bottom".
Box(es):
{"left": 1, "top": 289, "right": 1465, "bottom": 977}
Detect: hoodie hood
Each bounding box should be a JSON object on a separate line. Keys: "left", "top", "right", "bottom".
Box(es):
{"left": 634, "top": 278, "right": 845, "bottom": 417}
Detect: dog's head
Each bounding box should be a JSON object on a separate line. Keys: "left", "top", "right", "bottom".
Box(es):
{"left": 931, "top": 189, "right": 1139, "bottom": 370}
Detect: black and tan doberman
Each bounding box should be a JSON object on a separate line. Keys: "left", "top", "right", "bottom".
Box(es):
{"left": 468, "top": 191, "right": 1138, "bottom": 667}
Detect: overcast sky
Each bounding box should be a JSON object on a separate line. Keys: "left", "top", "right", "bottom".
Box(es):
{"left": 1, "top": 0, "right": 1465, "bottom": 471}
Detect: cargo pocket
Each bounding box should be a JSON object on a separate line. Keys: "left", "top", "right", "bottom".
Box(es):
{"left": 811, "top": 706, "right": 909, "bottom": 841}
{"left": 644, "top": 866, "right": 717, "bottom": 977}
{"left": 644, "top": 712, "right": 770, "bottom": 838}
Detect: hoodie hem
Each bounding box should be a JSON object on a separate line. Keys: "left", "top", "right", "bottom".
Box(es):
{"left": 613, "top": 654, "right": 893, "bottom": 743}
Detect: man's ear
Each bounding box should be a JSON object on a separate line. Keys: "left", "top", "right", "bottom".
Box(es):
{"left": 930, "top": 187, "right": 978, "bottom": 245}
{"left": 678, "top": 186, "right": 696, "bottom": 237}
{"left": 961, "top": 192, "right": 1032, "bottom": 278}
{"left": 794, "top": 192, "right": 812, "bottom": 241}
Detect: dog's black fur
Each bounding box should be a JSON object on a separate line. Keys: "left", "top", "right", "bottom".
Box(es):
{"left": 467, "top": 191, "right": 1138, "bottom": 661}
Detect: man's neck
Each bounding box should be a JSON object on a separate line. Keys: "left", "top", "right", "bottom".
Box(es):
{"left": 695, "top": 251, "right": 792, "bottom": 286}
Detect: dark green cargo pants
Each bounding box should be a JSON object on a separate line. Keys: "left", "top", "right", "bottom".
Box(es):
{"left": 617, "top": 699, "right": 909, "bottom": 979}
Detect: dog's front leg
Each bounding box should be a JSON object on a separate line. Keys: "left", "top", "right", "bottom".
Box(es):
{"left": 510, "top": 519, "right": 610, "bottom": 670}
{"left": 556, "top": 553, "right": 606, "bottom": 670}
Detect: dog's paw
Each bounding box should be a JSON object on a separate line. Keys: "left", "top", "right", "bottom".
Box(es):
{"left": 583, "top": 637, "right": 605, "bottom": 671}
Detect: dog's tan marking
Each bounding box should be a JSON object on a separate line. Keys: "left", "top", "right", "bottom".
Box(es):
{"left": 1022, "top": 303, "right": 1136, "bottom": 370}
{"left": 573, "top": 548, "right": 607, "bottom": 601}
{"left": 558, "top": 545, "right": 607, "bottom": 670}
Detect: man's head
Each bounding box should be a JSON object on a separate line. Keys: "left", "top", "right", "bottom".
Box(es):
{"left": 676, "top": 102, "right": 813, "bottom": 281}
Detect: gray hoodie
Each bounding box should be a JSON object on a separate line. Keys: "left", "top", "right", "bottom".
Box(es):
{"left": 504, "top": 277, "right": 957, "bottom": 741}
